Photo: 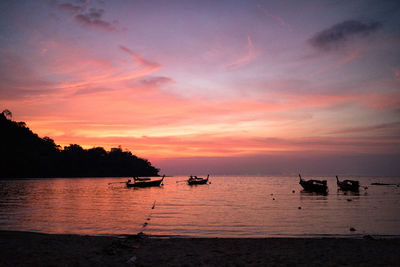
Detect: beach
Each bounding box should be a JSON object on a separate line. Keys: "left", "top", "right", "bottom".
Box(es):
{"left": 1, "top": 231, "right": 400, "bottom": 266}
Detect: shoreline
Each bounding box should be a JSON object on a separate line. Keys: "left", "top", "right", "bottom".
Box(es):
{"left": 1, "top": 231, "right": 400, "bottom": 266}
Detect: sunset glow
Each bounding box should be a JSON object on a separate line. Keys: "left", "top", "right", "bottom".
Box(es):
{"left": 1, "top": 1, "right": 399, "bottom": 174}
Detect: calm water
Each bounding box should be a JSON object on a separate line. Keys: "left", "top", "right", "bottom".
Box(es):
{"left": 1, "top": 176, "right": 400, "bottom": 238}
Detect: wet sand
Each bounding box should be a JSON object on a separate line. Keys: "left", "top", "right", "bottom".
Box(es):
{"left": 1, "top": 231, "right": 400, "bottom": 266}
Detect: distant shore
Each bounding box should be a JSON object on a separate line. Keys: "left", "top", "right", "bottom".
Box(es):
{"left": 1, "top": 231, "right": 399, "bottom": 266}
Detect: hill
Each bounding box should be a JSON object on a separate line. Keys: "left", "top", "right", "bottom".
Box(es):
{"left": 0, "top": 110, "right": 159, "bottom": 178}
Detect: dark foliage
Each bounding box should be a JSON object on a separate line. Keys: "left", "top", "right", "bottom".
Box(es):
{"left": 0, "top": 111, "right": 159, "bottom": 178}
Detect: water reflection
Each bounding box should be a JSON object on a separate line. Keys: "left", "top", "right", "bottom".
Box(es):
{"left": 299, "top": 190, "right": 328, "bottom": 197}
{"left": 338, "top": 190, "right": 360, "bottom": 196}
{"left": 0, "top": 176, "right": 400, "bottom": 237}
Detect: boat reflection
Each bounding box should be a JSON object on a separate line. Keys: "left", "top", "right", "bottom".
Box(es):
{"left": 299, "top": 190, "right": 329, "bottom": 201}
{"left": 299, "top": 189, "right": 328, "bottom": 196}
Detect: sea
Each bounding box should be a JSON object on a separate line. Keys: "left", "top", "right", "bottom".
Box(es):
{"left": 1, "top": 175, "right": 399, "bottom": 238}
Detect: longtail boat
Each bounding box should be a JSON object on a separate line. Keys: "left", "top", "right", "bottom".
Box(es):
{"left": 188, "top": 174, "right": 209, "bottom": 185}
{"left": 126, "top": 175, "right": 165, "bottom": 188}
{"left": 299, "top": 174, "right": 328, "bottom": 193}
{"left": 133, "top": 176, "right": 151, "bottom": 181}
{"left": 336, "top": 176, "right": 359, "bottom": 191}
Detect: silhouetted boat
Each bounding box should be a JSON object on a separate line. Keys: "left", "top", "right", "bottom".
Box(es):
{"left": 299, "top": 174, "right": 328, "bottom": 193}
{"left": 188, "top": 174, "right": 209, "bottom": 185}
{"left": 126, "top": 175, "right": 165, "bottom": 188}
{"left": 133, "top": 176, "right": 151, "bottom": 181}
{"left": 336, "top": 176, "right": 359, "bottom": 191}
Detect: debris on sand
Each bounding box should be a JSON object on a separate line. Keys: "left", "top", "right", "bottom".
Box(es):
{"left": 127, "top": 255, "right": 137, "bottom": 264}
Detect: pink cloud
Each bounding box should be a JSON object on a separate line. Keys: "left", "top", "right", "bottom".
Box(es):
{"left": 359, "top": 91, "right": 400, "bottom": 110}
{"left": 38, "top": 44, "right": 161, "bottom": 92}
{"left": 119, "top": 46, "right": 160, "bottom": 69}
{"left": 2, "top": 0, "right": 398, "bottom": 174}
{"left": 226, "top": 36, "right": 259, "bottom": 70}
{"left": 308, "top": 49, "right": 360, "bottom": 77}
{"left": 17, "top": 83, "right": 400, "bottom": 160}
{"left": 257, "top": 5, "right": 293, "bottom": 32}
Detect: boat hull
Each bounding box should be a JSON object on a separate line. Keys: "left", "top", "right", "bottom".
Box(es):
{"left": 126, "top": 176, "right": 164, "bottom": 188}
{"left": 337, "top": 182, "right": 359, "bottom": 191}
{"left": 188, "top": 178, "right": 208, "bottom": 185}
{"left": 336, "top": 176, "right": 359, "bottom": 191}
{"left": 299, "top": 179, "right": 328, "bottom": 193}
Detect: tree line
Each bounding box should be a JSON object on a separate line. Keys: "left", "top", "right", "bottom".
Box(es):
{"left": 0, "top": 110, "right": 160, "bottom": 178}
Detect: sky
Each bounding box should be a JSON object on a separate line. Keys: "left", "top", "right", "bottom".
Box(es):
{"left": 1, "top": 0, "right": 400, "bottom": 175}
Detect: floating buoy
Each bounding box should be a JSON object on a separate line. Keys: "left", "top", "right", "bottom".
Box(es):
{"left": 298, "top": 207, "right": 302, "bottom": 210}
{"left": 350, "top": 227, "right": 356, "bottom": 232}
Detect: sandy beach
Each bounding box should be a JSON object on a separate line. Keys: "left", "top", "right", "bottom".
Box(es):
{"left": 1, "top": 231, "right": 399, "bottom": 266}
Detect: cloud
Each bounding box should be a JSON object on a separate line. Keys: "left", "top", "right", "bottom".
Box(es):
{"left": 75, "top": 8, "right": 117, "bottom": 31}
{"left": 58, "top": 3, "right": 83, "bottom": 13}
{"left": 50, "top": 45, "right": 161, "bottom": 90}
{"left": 119, "top": 46, "right": 160, "bottom": 69}
{"left": 226, "top": 36, "right": 259, "bottom": 70}
{"left": 330, "top": 122, "right": 400, "bottom": 135}
{"left": 50, "top": 131, "right": 400, "bottom": 160}
{"left": 73, "top": 87, "right": 113, "bottom": 96}
{"left": 56, "top": 2, "right": 118, "bottom": 31}
{"left": 139, "top": 76, "right": 174, "bottom": 87}
{"left": 257, "top": 4, "right": 293, "bottom": 32}
{"left": 123, "top": 76, "right": 174, "bottom": 95}
{"left": 308, "top": 49, "right": 360, "bottom": 77}
{"left": 309, "top": 19, "right": 382, "bottom": 51}
{"left": 0, "top": 40, "right": 162, "bottom": 101}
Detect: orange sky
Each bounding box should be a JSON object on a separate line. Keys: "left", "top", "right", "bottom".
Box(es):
{"left": 1, "top": 1, "right": 399, "bottom": 174}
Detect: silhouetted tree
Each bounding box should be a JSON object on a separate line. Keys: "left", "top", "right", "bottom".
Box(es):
{"left": 2, "top": 109, "right": 12, "bottom": 120}
{"left": 0, "top": 110, "right": 160, "bottom": 178}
